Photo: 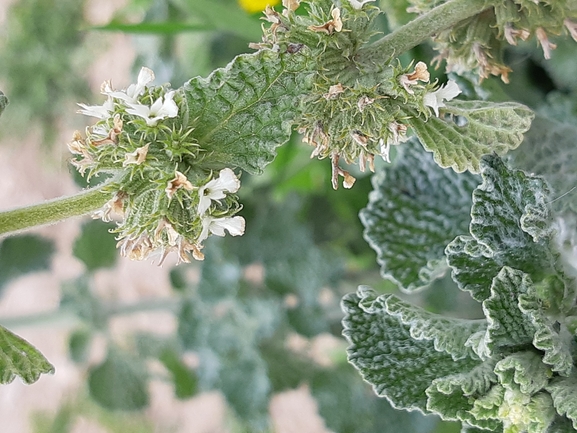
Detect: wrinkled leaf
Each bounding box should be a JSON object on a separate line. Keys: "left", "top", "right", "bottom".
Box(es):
{"left": 0, "top": 325, "right": 54, "bottom": 384}
{"left": 360, "top": 139, "right": 478, "bottom": 291}
{"left": 545, "top": 376, "right": 577, "bottom": 430}
{"left": 446, "top": 154, "right": 557, "bottom": 302}
{"left": 494, "top": 351, "right": 551, "bottom": 395}
{"left": 482, "top": 267, "right": 537, "bottom": 353}
{"left": 384, "top": 295, "right": 486, "bottom": 361}
{"left": 509, "top": 114, "right": 577, "bottom": 212}
{"left": 183, "top": 50, "right": 313, "bottom": 174}
{"left": 0, "top": 234, "right": 54, "bottom": 293}
{"left": 409, "top": 100, "right": 534, "bottom": 173}
{"left": 426, "top": 361, "right": 499, "bottom": 430}
{"left": 519, "top": 289, "right": 574, "bottom": 375}
{"left": 342, "top": 287, "right": 480, "bottom": 412}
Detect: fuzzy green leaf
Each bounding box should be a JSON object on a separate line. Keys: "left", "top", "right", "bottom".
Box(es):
{"left": 426, "top": 361, "right": 500, "bottom": 431}
{"left": 446, "top": 154, "right": 555, "bottom": 302}
{"left": 0, "top": 91, "right": 7, "bottom": 118}
{"left": 509, "top": 114, "right": 577, "bottom": 212}
{"left": 342, "top": 287, "right": 480, "bottom": 412}
{"left": 384, "top": 295, "right": 486, "bottom": 361}
{"left": 519, "top": 287, "right": 574, "bottom": 375}
{"left": 360, "top": 139, "right": 478, "bottom": 292}
{"left": 483, "top": 268, "right": 537, "bottom": 353}
{"left": 494, "top": 351, "right": 552, "bottom": 395}
{"left": 409, "top": 100, "right": 534, "bottom": 173}
{"left": 0, "top": 325, "right": 54, "bottom": 384}
{"left": 183, "top": 50, "right": 313, "bottom": 174}
{"left": 546, "top": 376, "right": 577, "bottom": 430}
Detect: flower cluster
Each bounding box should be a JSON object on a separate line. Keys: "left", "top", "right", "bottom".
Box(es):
{"left": 298, "top": 61, "right": 461, "bottom": 188}
{"left": 70, "top": 68, "right": 245, "bottom": 263}
{"left": 253, "top": 0, "right": 462, "bottom": 188}
{"left": 408, "top": 0, "right": 577, "bottom": 82}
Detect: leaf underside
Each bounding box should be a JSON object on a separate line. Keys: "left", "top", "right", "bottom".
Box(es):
{"left": 410, "top": 100, "right": 534, "bottom": 173}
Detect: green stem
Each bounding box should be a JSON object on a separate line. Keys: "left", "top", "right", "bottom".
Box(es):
{"left": 357, "top": 0, "right": 494, "bottom": 64}
{"left": 0, "top": 182, "right": 112, "bottom": 237}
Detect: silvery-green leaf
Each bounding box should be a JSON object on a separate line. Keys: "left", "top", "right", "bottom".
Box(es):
{"left": 547, "top": 376, "right": 577, "bottom": 430}
{"left": 483, "top": 268, "right": 537, "bottom": 353}
{"left": 518, "top": 290, "right": 574, "bottom": 376}
{"left": 0, "top": 325, "right": 54, "bottom": 384}
{"left": 360, "top": 139, "right": 478, "bottom": 292}
{"left": 409, "top": 100, "right": 534, "bottom": 173}
{"left": 342, "top": 287, "right": 480, "bottom": 412}
{"left": 469, "top": 385, "right": 504, "bottom": 423}
{"left": 494, "top": 351, "right": 552, "bottom": 395}
{"left": 426, "top": 360, "right": 500, "bottom": 430}
{"left": 508, "top": 115, "right": 577, "bottom": 213}
{"left": 384, "top": 295, "right": 486, "bottom": 361}
{"left": 183, "top": 50, "right": 313, "bottom": 174}
{"left": 446, "top": 154, "right": 555, "bottom": 302}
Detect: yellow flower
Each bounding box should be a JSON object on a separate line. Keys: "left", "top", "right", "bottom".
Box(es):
{"left": 238, "top": 0, "right": 280, "bottom": 14}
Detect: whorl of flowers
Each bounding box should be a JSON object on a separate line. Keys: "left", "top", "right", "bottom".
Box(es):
{"left": 70, "top": 67, "right": 244, "bottom": 264}
{"left": 409, "top": 0, "right": 577, "bottom": 82}
{"left": 252, "top": 0, "right": 462, "bottom": 188}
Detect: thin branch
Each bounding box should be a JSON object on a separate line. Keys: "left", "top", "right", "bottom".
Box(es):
{"left": 357, "top": 0, "right": 494, "bottom": 64}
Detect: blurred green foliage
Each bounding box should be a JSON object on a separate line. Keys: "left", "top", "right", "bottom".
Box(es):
{"left": 1, "top": 0, "right": 577, "bottom": 432}
{"left": 0, "top": 0, "right": 90, "bottom": 143}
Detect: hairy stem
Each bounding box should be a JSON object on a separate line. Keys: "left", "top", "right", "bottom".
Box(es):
{"left": 0, "top": 182, "right": 112, "bottom": 237}
{"left": 357, "top": 0, "right": 494, "bottom": 64}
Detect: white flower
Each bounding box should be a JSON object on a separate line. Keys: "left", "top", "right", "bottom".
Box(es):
{"left": 197, "top": 168, "right": 241, "bottom": 215}
{"left": 126, "top": 91, "right": 178, "bottom": 126}
{"left": 105, "top": 67, "right": 155, "bottom": 103}
{"left": 198, "top": 216, "right": 246, "bottom": 244}
{"left": 77, "top": 97, "right": 114, "bottom": 119}
{"left": 348, "top": 0, "right": 375, "bottom": 10}
{"left": 423, "top": 80, "right": 461, "bottom": 117}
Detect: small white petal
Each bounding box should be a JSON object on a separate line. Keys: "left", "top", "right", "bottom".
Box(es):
{"left": 137, "top": 67, "right": 155, "bottom": 88}
{"left": 198, "top": 216, "right": 245, "bottom": 243}
{"left": 197, "top": 168, "right": 241, "bottom": 215}
{"left": 423, "top": 80, "right": 461, "bottom": 117}
{"left": 77, "top": 98, "right": 114, "bottom": 119}
{"left": 126, "top": 92, "right": 179, "bottom": 126}
{"left": 105, "top": 66, "right": 155, "bottom": 103}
